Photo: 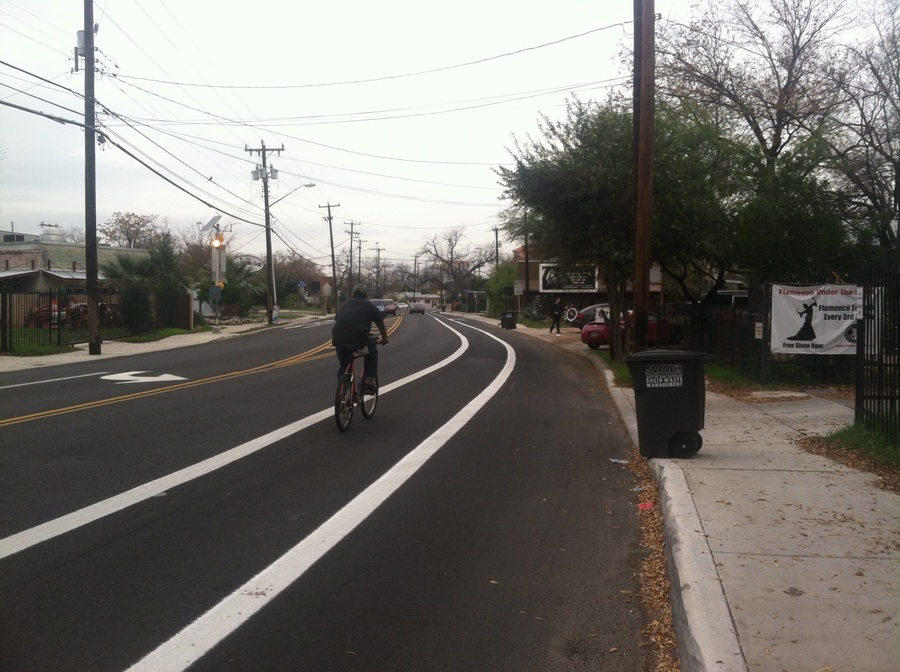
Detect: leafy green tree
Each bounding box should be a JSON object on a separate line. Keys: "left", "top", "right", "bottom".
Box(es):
{"left": 651, "top": 103, "right": 744, "bottom": 301}
{"left": 734, "top": 147, "right": 850, "bottom": 283}
{"left": 99, "top": 253, "right": 154, "bottom": 334}
{"left": 497, "top": 96, "right": 636, "bottom": 357}
{"left": 101, "top": 230, "right": 192, "bottom": 332}
{"left": 498, "top": 95, "right": 743, "bottom": 355}
{"left": 197, "top": 255, "right": 266, "bottom": 317}
{"left": 485, "top": 261, "right": 518, "bottom": 317}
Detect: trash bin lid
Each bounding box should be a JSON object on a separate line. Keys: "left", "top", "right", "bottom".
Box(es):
{"left": 624, "top": 350, "right": 714, "bottom": 364}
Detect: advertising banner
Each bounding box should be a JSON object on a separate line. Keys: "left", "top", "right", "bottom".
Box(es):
{"left": 771, "top": 285, "right": 858, "bottom": 355}
{"left": 538, "top": 264, "right": 597, "bottom": 293}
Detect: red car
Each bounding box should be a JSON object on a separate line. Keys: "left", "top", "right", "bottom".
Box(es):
{"left": 580, "top": 313, "right": 682, "bottom": 349}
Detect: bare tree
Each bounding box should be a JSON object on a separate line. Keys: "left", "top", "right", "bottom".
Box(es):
{"left": 65, "top": 226, "right": 86, "bottom": 244}
{"left": 658, "top": 0, "right": 859, "bottom": 169}
{"left": 420, "top": 228, "right": 494, "bottom": 305}
{"left": 827, "top": 0, "right": 899, "bottom": 247}
{"left": 99, "top": 212, "right": 159, "bottom": 248}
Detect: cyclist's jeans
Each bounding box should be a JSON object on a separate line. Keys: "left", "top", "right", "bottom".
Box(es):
{"left": 336, "top": 336, "right": 378, "bottom": 380}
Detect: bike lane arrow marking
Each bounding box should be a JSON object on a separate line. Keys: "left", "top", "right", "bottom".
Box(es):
{"left": 101, "top": 371, "right": 188, "bottom": 384}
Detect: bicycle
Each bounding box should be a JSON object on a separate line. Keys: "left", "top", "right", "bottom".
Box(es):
{"left": 334, "top": 348, "right": 379, "bottom": 432}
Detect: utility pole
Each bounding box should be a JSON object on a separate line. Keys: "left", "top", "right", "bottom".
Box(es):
{"left": 345, "top": 221, "right": 358, "bottom": 290}
{"left": 493, "top": 226, "right": 500, "bottom": 268}
{"left": 524, "top": 228, "right": 530, "bottom": 307}
{"left": 413, "top": 253, "right": 420, "bottom": 302}
{"left": 80, "top": 3, "right": 101, "bottom": 355}
{"left": 373, "top": 243, "right": 383, "bottom": 296}
{"left": 319, "top": 202, "right": 340, "bottom": 311}
{"left": 357, "top": 237, "right": 366, "bottom": 288}
{"left": 632, "top": 0, "right": 655, "bottom": 352}
{"left": 246, "top": 141, "right": 283, "bottom": 325}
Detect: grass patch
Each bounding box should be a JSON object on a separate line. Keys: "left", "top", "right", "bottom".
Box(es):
{"left": 596, "top": 349, "right": 632, "bottom": 386}
{"left": 825, "top": 423, "right": 900, "bottom": 469}
{"left": 0, "top": 342, "right": 75, "bottom": 357}
{"left": 705, "top": 362, "right": 753, "bottom": 387}
{"left": 799, "top": 423, "right": 900, "bottom": 494}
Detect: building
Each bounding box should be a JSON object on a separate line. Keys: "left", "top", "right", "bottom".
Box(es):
{"left": 0, "top": 226, "right": 148, "bottom": 292}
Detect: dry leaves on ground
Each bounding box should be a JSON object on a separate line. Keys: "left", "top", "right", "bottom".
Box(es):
{"left": 797, "top": 435, "right": 900, "bottom": 495}
{"left": 707, "top": 380, "right": 900, "bottom": 495}
{"left": 628, "top": 447, "right": 682, "bottom": 672}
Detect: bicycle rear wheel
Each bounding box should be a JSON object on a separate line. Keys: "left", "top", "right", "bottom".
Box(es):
{"left": 335, "top": 373, "right": 354, "bottom": 431}
{"left": 360, "top": 374, "right": 378, "bottom": 419}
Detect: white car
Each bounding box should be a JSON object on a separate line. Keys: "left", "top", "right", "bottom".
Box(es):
{"left": 396, "top": 302, "right": 409, "bottom": 311}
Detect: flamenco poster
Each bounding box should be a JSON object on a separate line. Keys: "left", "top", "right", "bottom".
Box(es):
{"left": 770, "top": 285, "right": 859, "bottom": 355}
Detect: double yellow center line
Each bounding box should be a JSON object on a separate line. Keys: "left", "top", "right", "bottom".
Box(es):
{"left": 0, "top": 318, "right": 401, "bottom": 428}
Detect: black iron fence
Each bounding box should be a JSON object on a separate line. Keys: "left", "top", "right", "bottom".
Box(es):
{"left": 856, "top": 259, "right": 899, "bottom": 446}
{"left": 0, "top": 288, "right": 191, "bottom": 353}
{"left": 658, "top": 302, "right": 855, "bottom": 386}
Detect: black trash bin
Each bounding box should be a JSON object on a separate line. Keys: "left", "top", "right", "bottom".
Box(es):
{"left": 624, "top": 350, "right": 714, "bottom": 458}
{"left": 501, "top": 311, "right": 517, "bottom": 329}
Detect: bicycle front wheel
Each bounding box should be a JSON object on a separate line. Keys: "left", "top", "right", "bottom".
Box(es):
{"left": 335, "top": 373, "right": 354, "bottom": 432}
{"left": 360, "top": 374, "right": 378, "bottom": 419}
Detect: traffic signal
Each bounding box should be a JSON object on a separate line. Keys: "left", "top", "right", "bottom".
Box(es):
{"left": 211, "top": 232, "right": 226, "bottom": 278}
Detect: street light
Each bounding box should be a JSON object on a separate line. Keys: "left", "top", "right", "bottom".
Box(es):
{"left": 270, "top": 182, "right": 316, "bottom": 207}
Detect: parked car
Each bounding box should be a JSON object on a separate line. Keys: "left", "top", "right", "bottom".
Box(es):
{"left": 571, "top": 303, "right": 610, "bottom": 328}
{"left": 410, "top": 302, "right": 426, "bottom": 314}
{"left": 580, "top": 313, "right": 682, "bottom": 348}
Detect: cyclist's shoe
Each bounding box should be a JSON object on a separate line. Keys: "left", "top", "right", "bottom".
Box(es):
{"left": 364, "top": 377, "right": 377, "bottom": 393}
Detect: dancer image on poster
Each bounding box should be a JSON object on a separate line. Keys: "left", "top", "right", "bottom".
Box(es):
{"left": 787, "top": 298, "right": 818, "bottom": 341}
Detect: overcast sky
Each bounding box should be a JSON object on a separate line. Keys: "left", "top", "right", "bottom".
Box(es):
{"left": 1, "top": 0, "right": 692, "bottom": 270}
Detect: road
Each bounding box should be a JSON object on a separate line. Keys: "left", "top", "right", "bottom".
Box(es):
{"left": 0, "top": 313, "right": 645, "bottom": 671}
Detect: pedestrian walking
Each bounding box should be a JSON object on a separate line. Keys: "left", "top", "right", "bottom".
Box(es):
{"left": 549, "top": 297, "right": 563, "bottom": 335}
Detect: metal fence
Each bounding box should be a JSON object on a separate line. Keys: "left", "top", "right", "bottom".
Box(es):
{"left": 856, "top": 258, "right": 900, "bottom": 446}
{"left": 658, "top": 301, "right": 855, "bottom": 386}
{"left": 0, "top": 287, "right": 185, "bottom": 353}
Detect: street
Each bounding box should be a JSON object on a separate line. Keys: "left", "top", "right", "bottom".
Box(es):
{"left": 0, "top": 313, "right": 645, "bottom": 671}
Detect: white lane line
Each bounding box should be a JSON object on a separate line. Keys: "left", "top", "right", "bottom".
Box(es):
{"left": 0, "top": 320, "right": 469, "bottom": 561}
{"left": 124, "top": 323, "right": 514, "bottom": 672}
{"left": 0, "top": 372, "right": 110, "bottom": 390}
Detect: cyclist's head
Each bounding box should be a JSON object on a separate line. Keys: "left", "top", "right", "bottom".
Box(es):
{"left": 352, "top": 284, "right": 369, "bottom": 299}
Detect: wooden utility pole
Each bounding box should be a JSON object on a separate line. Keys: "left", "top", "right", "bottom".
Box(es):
{"left": 373, "top": 243, "right": 383, "bottom": 296}
{"left": 632, "top": 0, "right": 655, "bottom": 352}
{"left": 83, "top": 1, "right": 101, "bottom": 355}
{"left": 319, "top": 203, "right": 340, "bottom": 311}
{"left": 493, "top": 226, "right": 500, "bottom": 268}
{"left": 345, "top": 221, "right": 358, "bottom": 288}
{"left": 246, "top": 141, "right": 283, "bottom": 325}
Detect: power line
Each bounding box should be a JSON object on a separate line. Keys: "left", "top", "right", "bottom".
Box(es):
{"left": 115, "top": 22, "right": 632, "bottom": 90}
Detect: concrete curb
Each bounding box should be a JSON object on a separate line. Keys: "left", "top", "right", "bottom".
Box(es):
{"left": 650, "top": 460, "right": 748, "bottom": 672}
{"left": 600, "top": 361, "right": 746, "bottom": 672}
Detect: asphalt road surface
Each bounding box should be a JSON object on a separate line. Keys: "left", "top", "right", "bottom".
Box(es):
{"left": 0, "top": 313, "right": 645, "bottom": 671}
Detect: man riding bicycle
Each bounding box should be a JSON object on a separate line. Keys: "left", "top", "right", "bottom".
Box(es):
{"left": 332, "top": 285, "right": 389, "bottom": 391}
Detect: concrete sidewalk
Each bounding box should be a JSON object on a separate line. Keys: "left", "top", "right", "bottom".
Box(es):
{"left": 0, "top": 321, "right": 273, "bottom": 373}
{"left": 607, "top": 377, "right": 899, "bottom": 672}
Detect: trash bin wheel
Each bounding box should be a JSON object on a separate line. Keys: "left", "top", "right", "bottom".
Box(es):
{"left": 669, "top": 432, "right": 702, "bottom": 458}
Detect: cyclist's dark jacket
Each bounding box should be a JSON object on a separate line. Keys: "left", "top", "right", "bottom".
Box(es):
{"left": 331, "top": 298, "right": 384, "bottom": 350}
